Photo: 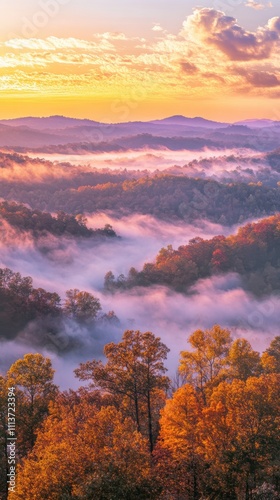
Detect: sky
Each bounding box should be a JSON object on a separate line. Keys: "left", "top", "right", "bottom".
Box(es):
{"left": 0, "top": 0, "right": 279, "bottom": 121}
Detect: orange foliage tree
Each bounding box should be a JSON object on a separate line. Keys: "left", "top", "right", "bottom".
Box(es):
{"left": 14, "top": 401, "right": 157, "bottom": 500}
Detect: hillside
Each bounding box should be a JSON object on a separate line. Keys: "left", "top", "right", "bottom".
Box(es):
{"left": 2, "top": 171, "right": 280, "bottom": 224}
{"left": 105, "top": 214, "right": 280, "bottom": 296}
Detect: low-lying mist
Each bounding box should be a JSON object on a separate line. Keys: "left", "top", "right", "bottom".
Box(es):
{"left": 28, "top": 148, "right": 238, "bottom": 172}
{"left": 0, "top": 214, "right": 242, "bottom": 292}
{"left": 24, "top": 147, "right": 280, "bottom": 187}
{"left": 1, "top": 213, "right": 278, "bottom": 389}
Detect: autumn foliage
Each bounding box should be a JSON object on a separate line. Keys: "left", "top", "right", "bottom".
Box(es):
{"left": 105, "top": 214, "right": 280, "bottom": 296}
{"left": 0, "top": 328, "right": 279, "bottom": 499}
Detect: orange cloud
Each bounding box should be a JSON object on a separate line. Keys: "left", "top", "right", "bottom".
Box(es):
{"left": 0, "top": 9, "right": 279, "bottom": 120}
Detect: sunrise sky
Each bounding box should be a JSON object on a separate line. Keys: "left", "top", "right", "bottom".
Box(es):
{"left": 0, "top": 0, "right": 279, "bottom": 121}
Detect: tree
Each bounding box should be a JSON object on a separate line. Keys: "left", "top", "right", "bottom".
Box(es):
{"left": 29, "top": 288, "right": 61, "bottom": 316}
{"left": 157, "top": 384, "right": 204, "bottom": 499}
{"left": 264, "top": 336, "right": 280, "bottom": 373}
{"left": 157, "top": 372, "right": 280, "bottom": 500}
{"left": 64, "top": 288, "right": 101, "bottom": 322}
{"left": 226, "top": 338, "right": 261, "bottom": 380}
{"left": 7, "top": 354, "right": 58, "bottom": 455}
{"left": 104, "top": 271, "right": 116, "bottom": 291}
{"left": 199, "top": 374, "right": 280, "bottom": 498}
{"left": 75, "top": 330, "right": 170, "bottom": 452}
{"left": 14, "top": 403, "right": 156, "bottom": 500}
{"left": 179, "top": 325, "right": 232, "bottom": 400}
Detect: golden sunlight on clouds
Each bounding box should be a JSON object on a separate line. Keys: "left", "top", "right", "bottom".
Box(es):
{"left": 1, "top": 8, "right": 280, "bottom": 121}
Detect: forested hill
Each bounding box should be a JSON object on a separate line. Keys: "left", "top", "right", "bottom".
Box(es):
{"left": 105, "top": 214, "right": 280, "bottom": 296}
{"left": 0, "top": 202, "right": 116, "bottom": 238}
{"left": 0, "top": 266, "right": 118, "bottom": 343}
{"left": 3, "top": 175, "right": 280, "bottom": 225}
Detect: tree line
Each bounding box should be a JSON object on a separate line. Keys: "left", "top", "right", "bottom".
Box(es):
{"left": 0, "top": 326, "right": 279, "bottom": 499}
{"left": 105, "top": 214, "right": 280, "bottom": 296}
{"left": 0, "top": 202, "right": 116, "bottom": 239}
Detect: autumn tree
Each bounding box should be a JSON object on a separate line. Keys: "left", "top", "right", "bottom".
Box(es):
{"left": 179, "top": 325, "right": 232, "bottom": 400}
{"left": 75, "top": 330, "right": 170, "bottom": 452}
{"left": 263, "top": 336, "right": 280, "bottom": 373}
{"left": 7, "top": 354, "right": 58, "bottom": 455}
{"left": 64, "top": 288, "right": 101, "bottom": 322}
{"left": 199, "top": 374, "right": 280, "bottom": 498}
{"left": 158, "top": 373, "right": 280, "bottom": 499}
{"left": 14, "top": 402, "right": 157, "bottom": 500}
{"left": 157, "top": 384, "right": 205, "bottom": 499}
{"left": 226, "top": 338, "right": 261, "bottom": 380}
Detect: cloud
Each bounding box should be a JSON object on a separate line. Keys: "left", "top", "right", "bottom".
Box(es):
{"left": 234, "top": 66, "right": 280, "bottom": 88}
{"left": 245, "top": 71, "right": 280, "bottom": 87}
{"left": 246, "top": 1, "right": 273, "bottom": 10}
{"left": 152, "top": 24, "right": 164, "bottom": 32}
{"left": 4, "top": 36, "right": 116, "bottom": 52}
{"left": 0, "top": 9, "right": 279, "bottom": 107}
{"left": 182, "top": 8, "right": 280, "bottom": 61}
{"left": 180, "top": 62, "right": 198, "bottom": 74}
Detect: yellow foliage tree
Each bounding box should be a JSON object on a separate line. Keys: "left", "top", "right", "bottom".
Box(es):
{"left": 6, "top": 354, "right": 58, "bottom": 456}
{"left": 226, "top": 338, "right": 261, "bottom": 380}
{"left": 179, "top": 325, "right": 232, "bottom": 400}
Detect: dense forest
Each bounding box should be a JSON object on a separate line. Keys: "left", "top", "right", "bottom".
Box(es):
{"left": 2, "top": 173, "right": 280, "bottom": 225}
{"left": 0, "top": 327, "right": 279, "bottom": 499}
{"left": 0, "top": 202, "right": 116, "bottom": 239}
{"left": 105, "top": 214, "right": 280, "bottom": 296}
{"left": 1, "top": 150, "right": 280, "bottom": 225}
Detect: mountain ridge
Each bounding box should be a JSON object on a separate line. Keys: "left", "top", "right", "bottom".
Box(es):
{"left": 1, "top": 114, "right": 279, "bottom": 129}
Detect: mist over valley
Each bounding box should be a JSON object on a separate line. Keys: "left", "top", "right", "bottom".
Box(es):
{"left": 1, "top": 117, "right": 280, "bottom": 388}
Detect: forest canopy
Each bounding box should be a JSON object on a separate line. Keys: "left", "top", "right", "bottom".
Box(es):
{"left": 0, "top": 327, "right": 279, "bottom": 500}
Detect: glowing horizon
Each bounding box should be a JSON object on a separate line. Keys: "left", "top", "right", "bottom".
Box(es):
{"left": 1, "top": 1, "right": 279, "bottom": 121}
